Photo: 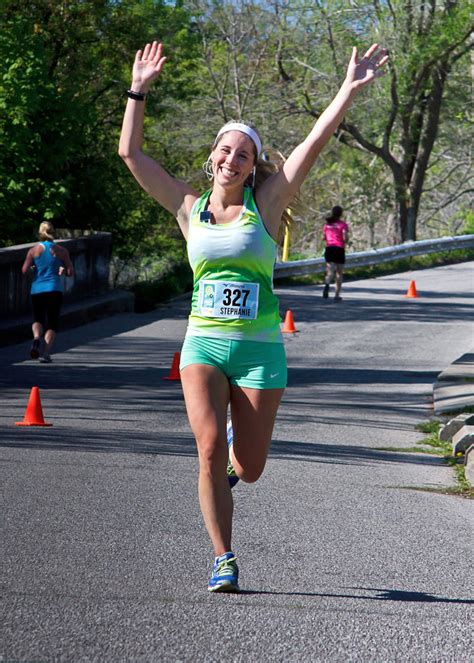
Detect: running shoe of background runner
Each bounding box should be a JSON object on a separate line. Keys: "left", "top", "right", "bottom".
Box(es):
{"left": 30, "top": 338, "right": 41, "bottom": 359}
{"left": 208, "top": 552, "right": 239, "bottom": 592}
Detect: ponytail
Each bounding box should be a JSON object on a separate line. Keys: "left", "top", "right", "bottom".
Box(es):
{"left": 325, "top": 205, "right": 343, "bottom": 224}
{"left": 38, "top": 221, "right": 55, "bottom": 242}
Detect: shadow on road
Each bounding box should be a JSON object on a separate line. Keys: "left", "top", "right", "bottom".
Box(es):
{"left": 239, "top": 586, "right": 474, "bottom": 605}
{"left": 1, "top": 427, "right": 442, "bottom": 471}
{"left": 287, "top": 367, "right": 439, "bottom": 386}
{"left": 270, "top": 440, "right": 443, "bottom": 466}
{"left": 276, "top": 285, "right": 473, "bottom": 324}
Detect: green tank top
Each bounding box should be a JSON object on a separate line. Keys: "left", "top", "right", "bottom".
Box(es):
{"left": 186, "top": 187, "right": 282, "bottom": 343}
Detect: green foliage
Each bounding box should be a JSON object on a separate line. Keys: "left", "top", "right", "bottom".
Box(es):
{"left": 462, "top": 211, "right": 474, "bottom": 235}
{"left": 0, "top": 0, "right": 471, "bottom": 267}
{"left": 0, "top": 0, "right": 200, "bottom": 252}
{"left": 268, "top": 0, "right": 473, "bottom": 243}
{"left": 132, "top": 259, "right": 193, "bottom": 312}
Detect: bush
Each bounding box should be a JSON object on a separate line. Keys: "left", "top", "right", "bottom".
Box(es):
{"left": 132, "top": 261, "right": 193, "bottom": 313}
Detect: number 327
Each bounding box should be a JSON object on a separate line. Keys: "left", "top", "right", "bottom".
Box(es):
{"left": 222, "top": 288, "right": 250, "bottom": 307}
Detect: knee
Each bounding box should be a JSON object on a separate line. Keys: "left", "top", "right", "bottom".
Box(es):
{"left": 197, "top": 438, "right": 226, "bottom": 475}
{"left": 235, "top": 457, "right": 265, "bottom": 484}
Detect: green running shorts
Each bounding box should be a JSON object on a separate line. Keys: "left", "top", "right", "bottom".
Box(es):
{"left": 180, "top": 335, "right": 287, "bottom": 389}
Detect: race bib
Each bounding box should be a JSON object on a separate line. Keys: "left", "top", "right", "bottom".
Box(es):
{"left": 198, "top": 280, "right": 259, "bottom": 319}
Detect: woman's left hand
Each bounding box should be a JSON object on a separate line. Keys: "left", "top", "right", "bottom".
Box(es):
{"left": 345, "top": 44, "right": 389, "bottom": 90}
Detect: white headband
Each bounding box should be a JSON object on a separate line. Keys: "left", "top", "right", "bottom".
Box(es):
{"left": 215, "top": 122, "right": 262, "bottom": 157}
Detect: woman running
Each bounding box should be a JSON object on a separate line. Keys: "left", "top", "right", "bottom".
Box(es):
{"left": 322, "top": 205, "right": 349, "bottom": 301}
{"left": 22, "top": 222, "right": 74, "bottom": 363}
{"left": 119, "top": 41, "right": 388, "bottom": 592}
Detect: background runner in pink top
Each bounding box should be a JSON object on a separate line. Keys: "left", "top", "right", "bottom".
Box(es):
{"left": 322, "top": 205, "right": 349, "bottom": 301}
{"left": 323, "top": 219, "right": 349, "bottom": 247}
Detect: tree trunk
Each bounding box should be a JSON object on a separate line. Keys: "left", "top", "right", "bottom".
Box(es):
{"left": 406, "top": 207, "right": 417, "bottom": 241}
{"left": 405, "top": 61, "right": 449, "bottom": 241}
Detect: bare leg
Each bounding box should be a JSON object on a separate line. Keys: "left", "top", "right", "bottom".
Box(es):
{"left": 43, "top": 329, "right": 56, "bottom": 356}
{"left": 323, "top": 263, "right": 334, "bottom": 297}
{"left": 325, "top": 262, "right": 334, "bottom": 285}
{"left": 335, "top": 264, "right": 344, "bottom": 298}
{"left": 29, "top": 322, "right": 43, "bottom": 359}
{"left": 181, "top": 364, "right": 232, "bottom": 556}
{"left": 229, "top": 386, "right": 284, "bottom": 483}
{"left": 32, "top": 322, "right": 43, "bottom": 341}
{"left": 181, "top": 362, "right": 285, "bottom": 557}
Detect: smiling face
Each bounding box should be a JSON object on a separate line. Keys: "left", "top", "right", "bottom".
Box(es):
{"left": 211, "top": 131, "right": 256, "bottom": 189}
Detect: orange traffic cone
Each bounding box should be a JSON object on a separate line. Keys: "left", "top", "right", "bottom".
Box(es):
{"left": 163, "top": 351, "right": 181, "bottom": 381}
{"left": 15, "top": 386, "right": 52, "bottom": 427}
{"left": 282, "top": 310, "right": 298, "bottom": 333}
{"left": 405, "top": 280, "right": 418, "bottom": 298}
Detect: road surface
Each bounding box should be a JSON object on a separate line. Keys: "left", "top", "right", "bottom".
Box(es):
{"left": 1, "top": 262, "right": 473, "bottom": 662}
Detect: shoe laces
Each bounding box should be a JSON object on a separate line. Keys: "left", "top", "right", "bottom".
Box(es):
{"left": 213, "top": 554, "right": 237, "bottom": 577}
{"left": 227, "top": 455, "right": 237, "bottom": 477}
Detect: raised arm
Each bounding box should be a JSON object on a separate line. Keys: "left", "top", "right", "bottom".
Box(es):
{"left": 118, "top": 42, "right": 198, "bottom": 238}
{"left": 257, "top": 44, "right": 388, "bottom": 236}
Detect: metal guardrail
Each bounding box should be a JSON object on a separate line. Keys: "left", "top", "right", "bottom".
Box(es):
{"left": 274, "top": 234, "right": 474, "bottom": 279}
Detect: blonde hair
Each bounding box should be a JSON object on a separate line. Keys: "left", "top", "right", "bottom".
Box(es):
{"left": 204, "top": 126, "right": 301, "bottom": 245}
{"left": 255, "top": 149, "right": 301, "bottom": 245}
{"left": 38, "top": 221, "right": 55, "bottom": 242}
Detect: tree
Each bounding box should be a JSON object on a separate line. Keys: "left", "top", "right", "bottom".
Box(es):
{"left": 0, "top": 0, "right": 199, "bottom": 255}
{"left": 277, "top": 0, "right": 473, "bottom": 242}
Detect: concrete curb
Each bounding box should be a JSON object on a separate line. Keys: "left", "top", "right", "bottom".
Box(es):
{"left": 433, "top": 351, "right": 474, "bottom": 414}
{"left": 465, "top": 445, "right": 474, "bottom": 485}
{"left": 452, "top": 425, "right": 474, "bottom": 456}
{"left": 439, "top": 413, "right": 474, "bottom": 441}
{"left": 432, "top": 352, "right": 474, "bottom": 487}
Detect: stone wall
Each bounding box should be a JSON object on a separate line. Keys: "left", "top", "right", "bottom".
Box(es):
{"left": 0, "top": 232, "right": 112, "bottom": 319}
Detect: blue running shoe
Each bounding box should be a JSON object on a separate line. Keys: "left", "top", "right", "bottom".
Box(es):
{"left": 208, "top": 552, "right": 239, "bottom": 593}
{"left": 226, "top": 420, "right": 239, "bottom": 488}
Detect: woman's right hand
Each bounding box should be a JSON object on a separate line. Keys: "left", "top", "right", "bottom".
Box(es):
{"left": 131, "top": 41, "right": 167, "bottom": 93}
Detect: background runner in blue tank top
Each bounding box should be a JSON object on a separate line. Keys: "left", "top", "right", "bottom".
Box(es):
{"left": 22, "top": 221, "right": 74, "bottom": 362}
{"left": 119, "top": 40, "right": 389, "bottom": 593}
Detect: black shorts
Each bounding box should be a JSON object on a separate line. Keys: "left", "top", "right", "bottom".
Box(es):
{"left": 31, "top": 291, "right": 63, "bottom": 331}
{"left": 325, "top": 246, "right": 346, "bottom": 264}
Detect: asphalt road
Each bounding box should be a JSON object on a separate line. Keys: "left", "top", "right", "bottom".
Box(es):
{"left": 1, "top": 262, "right": 473, "bottom": 662}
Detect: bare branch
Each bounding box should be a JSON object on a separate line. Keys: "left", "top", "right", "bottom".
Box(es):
{"left": 419, "top": 187, "right": 474, "bottom": 224}
{"left": 383, "top": 61, "right": 399, "bottom": 154}
{"left": 241, "top": 42, "right": 268, "bottom": 117}
{"left": 314, "top": 0, "right": 341, "bottom": 77}
{"left": 423, "top": 161, "right": 472, "bottom": 192}
{"left": 291, "top": 58, "right": 330, "bottom": 79}
{"left": 276, "top": 38, "right": 291, "bottom": 82}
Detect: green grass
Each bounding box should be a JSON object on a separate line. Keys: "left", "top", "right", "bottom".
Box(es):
{"left": 377, "top": 415, "right": 473, "bottom": 498}
{"left": 415, "top": 419, "right": 443, "bottom": 435}
{"left": 412, "top": 418, "right": 472, "bottom": 498}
